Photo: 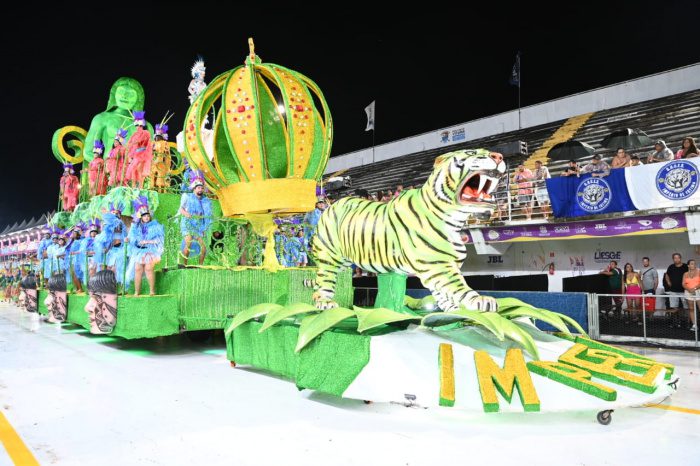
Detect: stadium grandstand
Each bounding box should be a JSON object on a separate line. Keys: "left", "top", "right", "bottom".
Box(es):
{"left": 323, "top": 64, "right": 700, "bottom": 223}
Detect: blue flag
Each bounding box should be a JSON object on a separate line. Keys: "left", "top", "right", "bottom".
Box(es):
{"left": 509, "top": 53, "right": 520, "bottom": 87}
{"left": 546, "top": 168, "right": 636, "bottom": 218}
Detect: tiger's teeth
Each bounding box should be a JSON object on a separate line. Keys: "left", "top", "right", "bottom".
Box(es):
{"left": 477, "top": 176, "right": 487, "bottom": 195}
{"left": 486, "top": 177, "right": 498, "bottom": 194}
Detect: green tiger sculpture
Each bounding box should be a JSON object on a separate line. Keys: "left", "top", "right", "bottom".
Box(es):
{"left": 312, "top": 149, "right": 506, "bottom": 312}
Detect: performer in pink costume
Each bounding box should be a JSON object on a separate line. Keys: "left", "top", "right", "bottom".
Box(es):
{"left": 125, "top": 111, "right": 153, "bottom": 189}
{"left": 59, "top": 163, "right": 80, "bottom": 212}
{"left": 106, "top": 128, "right": 129, "bottom": 187}
{"left": 88, "top": 140, "right": 108, "bottom": 196}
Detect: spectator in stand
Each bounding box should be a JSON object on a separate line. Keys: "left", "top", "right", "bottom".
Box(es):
{"left": 682, "top": 259, "right": 700, "bottom": 331}
{"left": 630, "top": 155, "right": 644, "bottom": 167}
{"left": 370, "top": 192, "right": 378, "bottom": 201}
{"left": 640, "top": 257, "right": 659, "bottom": 295}
{"left": 647, "top": 140, "right": 674, "bottom": 164}
{"left": 380, "top": 191, "right": 392, "bottom": 202}
{"left": 581, "top": 154, "right": 610, "bottom": 177}
{"left": 394, "top": 184, "right": 404, "bottom": 198}
{"left": 676, "top": 136, "right": 699, "bottom": 159}
{"left": 532, "top": 160, "right": 551, "bottom": 219}
{"left": 600, "top": 260, "right": 623, "bottom": 316}
{"left": 560, "top": 160, "right": 580, "bottom": 177}
{"left": 665, "top": 252, "right": 689, "bottom": 322}
{"left": 514, "top": 163, "right": 534, "bottom": 220}
{"left": 610, "top": 148, "right": 631, "bottom": 169}
{"left": 492, "top": 181, "right": 508, "bottom": 221}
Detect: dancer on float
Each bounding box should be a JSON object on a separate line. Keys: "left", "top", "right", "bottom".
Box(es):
{"left": 152, "top": 123, "right": 171, "bottom": 192}
{"left": 106, "top": 129, "right": 129, "bottom": 187}
{"left": 99, "top": 203, "right": 128, "bottom": 286}
{"left": 127, "top": 197, "right": 164, "bottom": 296}
{"left": 188, "top": 58, "right": 206, "bottom": 103}
{"left": 178, "top": 174, "right": 212, "bottom": 266}
{"left": 65, "top": 225, "right": 85, "bottom": 293}
{"left": 125, "top": 111, "right": 153, "bottom": 189}
{"left": 50, "top": 232, "right": 68, "bottom": 279}
{"left": 43, "top": 228, "right": 60, "bottom": 280}
{"left": 36, "top": 227, "right": 52, "bottom": 286}
{"left": 88, "top": 140, "right": 108, "bottom": 196}
{"left": 59, "top": 164, "right": 80, "bottom": 212}
{"left": 80, "top": 220, "right": 101, "bottom": 285}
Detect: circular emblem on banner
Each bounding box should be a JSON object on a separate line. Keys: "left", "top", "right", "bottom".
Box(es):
{"left": 576, "top": 178, "right": 612, "bottom": 213}
{"left": 656, "top": 160, "right": 698, "bottom": 200}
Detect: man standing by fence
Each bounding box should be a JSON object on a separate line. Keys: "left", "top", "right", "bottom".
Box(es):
{"left": 665, "top": 253, "right": 688, "bottom": 324}
{"left": 641, "top": 257, "right": 659, "bottom": 295}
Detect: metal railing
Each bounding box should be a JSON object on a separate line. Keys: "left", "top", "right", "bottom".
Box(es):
{"left": 592, "top": 292, "right": 698, "bottom": 347}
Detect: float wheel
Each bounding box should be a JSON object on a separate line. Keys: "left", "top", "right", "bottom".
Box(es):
{"left": 597, "top": 410, "right": 613, "bottom": 425}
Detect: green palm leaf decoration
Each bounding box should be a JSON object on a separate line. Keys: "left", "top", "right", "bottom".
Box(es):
{"left": 259, "top": 302, "right": 317, "bottom": 332}
{"left": 354, "top": 306, "right": 422, "bottom": 333}
{"left": 295, "top": 307, "right": 355, "bottom": 353}
{"left": 225, "top": 303, "right": 283, "bottom": 336}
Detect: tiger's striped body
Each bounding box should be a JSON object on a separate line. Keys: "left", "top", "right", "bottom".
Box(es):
{"left": 312, "top": 149, "right": 505, "bottom": 312}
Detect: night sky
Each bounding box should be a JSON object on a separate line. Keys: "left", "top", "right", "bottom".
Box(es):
{"left": 1, "top": 2, "right": 698, "bottom": 229}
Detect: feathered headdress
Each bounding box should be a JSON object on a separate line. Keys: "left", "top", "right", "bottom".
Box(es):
{"left": 108, "top": 201, "right": 123, "bottom": 214}
{"left": 155, "top": 124, "right": 169, "bottom": 138}
{"left": 93, "top": 140, "right": 105, "bottom": 155}
{"left": 155, "top": 111, "right": 174, "bottom": 140}
{"left": 114, "top": 128, "right": 129, "bottom": 144}
{"left": 67, "top": 223, "right": 84, "bottom": 236}
{"left": 133, "top": 111, "right": 146, "bottom": 127}
{"left": 88, "top": 219, "right": 101, "bottom": 233}
{"left": 189, "top": 172, "right": 205, "bottom": 190}
{"left": 191, "top": 57, "right": 206, "bottom": 78}
{"left": 132, "top": 195, "right": 151, "bottom": 218}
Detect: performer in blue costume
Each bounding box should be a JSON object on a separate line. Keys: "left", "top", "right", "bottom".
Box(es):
{"left": 274, "top": 229, "right": 288, "bottom": 266}
{"left": 65, "top": 225, "right": 85, "bottom": 292}
{"left": 302, "top": 198, "right": 327, "bottom": 265}
{"left": 99, "top": 203, "right": 128, "bottom": 285}
{"left": 178, "top": 174, "right": 212, "bottom": 266}
{"left": 36, "top": 227, "right": 52, "bottom": 285}
{"left": 43, "top": 228, "right": 60, "bottom": 280}
{"left": 50, "top": 233, "right": 68, "bottom": 279}
{"left": 303, "top": 198, "right": 327, "bottom": 242}
{"left": 284, "top": 229, "right": 303, "bottom": 267}
{"left": 80, "top": 220, "right": 101, "bottom": 286}
{"left": 127, "top": 196, "right": 164, "bottom": 296}
{"left": 296, "top": 229, "right": 309, "bottom": 266}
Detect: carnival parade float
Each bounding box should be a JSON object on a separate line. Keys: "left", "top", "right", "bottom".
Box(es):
{"left": 19, "top": 40, "right": 677, "bottom": 423}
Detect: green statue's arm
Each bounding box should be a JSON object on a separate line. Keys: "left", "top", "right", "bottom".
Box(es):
{"left": 84, "top": 113, "right": 107, "bottom": 163}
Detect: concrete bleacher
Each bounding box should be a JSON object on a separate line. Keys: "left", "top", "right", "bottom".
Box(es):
{"left": 325, "top": 89, "right": 700, "bottom": 200}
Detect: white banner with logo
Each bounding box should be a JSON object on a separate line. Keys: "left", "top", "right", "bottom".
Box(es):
{"left": 626, "top": 159, "right": 700, "bottom": 210}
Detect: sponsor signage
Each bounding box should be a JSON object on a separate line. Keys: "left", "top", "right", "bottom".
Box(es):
{"left": 477, "top": 213, "right": 686, "bottom": 243}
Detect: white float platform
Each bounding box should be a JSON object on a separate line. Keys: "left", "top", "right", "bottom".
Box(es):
{"left": 1, "top": 303, "right": 698, "bottom": 466}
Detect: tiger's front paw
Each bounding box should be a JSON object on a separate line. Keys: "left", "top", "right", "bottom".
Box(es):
{"left": 313, "top": 292, "right": 339, "bottom": 310}
{"left": 463, "top": 294, "right": 498, "bottom": 312}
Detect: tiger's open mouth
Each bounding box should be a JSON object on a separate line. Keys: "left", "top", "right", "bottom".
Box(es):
{"left": 458, "top": 172, "right": 500, "bottom": 205}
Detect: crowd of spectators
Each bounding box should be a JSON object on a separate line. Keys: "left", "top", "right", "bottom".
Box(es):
{"left": 598, "top": 253, "right": 698, "bottom": 332}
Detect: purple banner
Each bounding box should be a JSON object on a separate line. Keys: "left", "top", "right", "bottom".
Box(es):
{"left": 477, "top": 213, "right": 686, "bottom": 243}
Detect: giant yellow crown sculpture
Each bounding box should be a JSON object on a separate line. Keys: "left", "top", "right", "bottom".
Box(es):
{"left": 183, "top": 38, "right": 333, "bottom": 217}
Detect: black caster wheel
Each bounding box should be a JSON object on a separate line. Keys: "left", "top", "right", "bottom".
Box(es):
{"left": 597, "top": 410, "right": 613, "bottom": 425}
{"left": 363, "top": 400, "right": 372, "bottom": 404}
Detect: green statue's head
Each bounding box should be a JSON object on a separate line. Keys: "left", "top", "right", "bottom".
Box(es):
{"left": 107, "top": 77, "right": 145, "bottom": 112}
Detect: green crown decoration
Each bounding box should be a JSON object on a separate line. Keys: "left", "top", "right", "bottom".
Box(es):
{"left": 183, "top": 38, "right": 333, "bottom": 217}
